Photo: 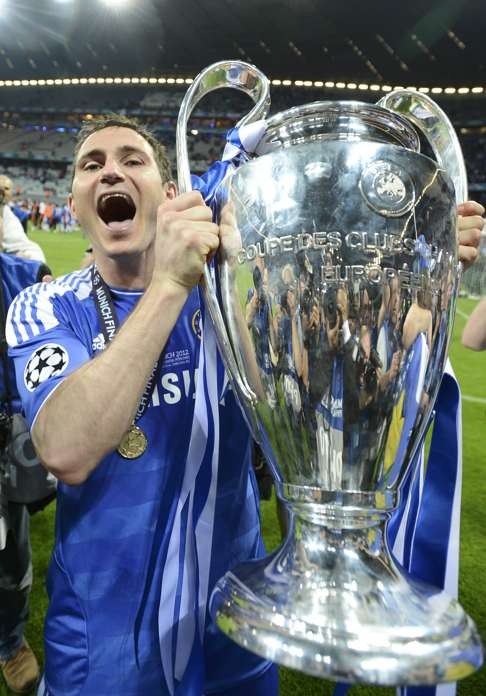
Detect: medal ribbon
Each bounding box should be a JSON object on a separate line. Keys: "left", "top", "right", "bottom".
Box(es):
{"left": 91, "top": 266, "right": 160, "bottom": 424}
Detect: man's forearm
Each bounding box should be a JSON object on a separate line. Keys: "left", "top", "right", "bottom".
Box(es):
{"left": 33, "top": 280, "right": 189, "bottom": 485}
{"left": 461, "top": 298, "right": 486, "bottom": 351}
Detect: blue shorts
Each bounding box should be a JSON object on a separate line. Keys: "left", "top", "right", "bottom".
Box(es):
{"left": 38, "top": 665, "right": 279, "bottom": 696}
{"left": 208, "top": 664, "right": 278, "bottom": 696}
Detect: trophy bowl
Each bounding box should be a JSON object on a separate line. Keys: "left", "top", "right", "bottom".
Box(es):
{"left": 177, "top": 62, "right": 483, "bottom": 687}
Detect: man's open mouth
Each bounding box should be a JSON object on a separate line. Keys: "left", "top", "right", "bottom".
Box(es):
{"left": 97, "top": 192, "right": 136, "bottom": 225}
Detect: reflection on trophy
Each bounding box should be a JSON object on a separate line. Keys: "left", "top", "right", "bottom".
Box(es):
{"left": 177, "top": 62, "right": 483, "bottom": 686}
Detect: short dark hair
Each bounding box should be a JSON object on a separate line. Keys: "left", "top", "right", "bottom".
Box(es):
{"left": 72, "top": 114, "right": 172, "bottom": 185}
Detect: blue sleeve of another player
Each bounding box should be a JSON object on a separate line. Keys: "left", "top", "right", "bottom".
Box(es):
{"left": 5, "top": 283, "right": 91, "bottom": 428}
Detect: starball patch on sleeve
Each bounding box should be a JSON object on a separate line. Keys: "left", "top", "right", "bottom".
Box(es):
{"left": 24, "top": 343, "right": 69, "bottom": 391}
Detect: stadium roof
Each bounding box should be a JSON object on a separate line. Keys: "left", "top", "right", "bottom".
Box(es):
{"left": 0, "top": 0, "right": 484, "bottom": 88}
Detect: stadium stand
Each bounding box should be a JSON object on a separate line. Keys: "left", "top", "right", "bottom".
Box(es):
{"left": 0, "top": 84, "right": 486, "bottom": 237}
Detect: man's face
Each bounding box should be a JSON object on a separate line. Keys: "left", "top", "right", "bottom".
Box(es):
{"left": 69, "top": 126, "right": 174, "bottom": 262}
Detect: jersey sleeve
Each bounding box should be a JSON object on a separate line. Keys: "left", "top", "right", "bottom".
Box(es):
{"left": 6, "top": 281, "right": 91, "bottom": 428}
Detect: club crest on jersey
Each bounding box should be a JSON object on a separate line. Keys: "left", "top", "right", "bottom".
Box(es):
{"left": 191, "top": 309, "right": 202, "bottom": 340}
{"left": 24, "top": 343, "right": 69, "bottom": 392}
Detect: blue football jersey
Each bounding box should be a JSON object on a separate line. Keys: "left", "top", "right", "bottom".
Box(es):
{"left": 0, "top": 252, "right": 47, "bottom": 413}
{"left": 6, "top": 265, "right": 270, "bottom": 696}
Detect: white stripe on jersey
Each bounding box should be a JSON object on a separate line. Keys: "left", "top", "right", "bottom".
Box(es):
{"left": 56, "top": 266, "right": 92, "bottom": 300}
{"left": 36, "top": 675, "right": 48, "bottom": 696}
{"left": 59, "top": 264, "right": 92, "bottom": 291}
{"left": 159, "top": 507, "right": 181, "bottom": 695}
{"left": 6, "top": 266, "right": 93, "bottom": 347}
{"left": 7, "top": 285, "right": 31, "bottom": 344}
{"left": 174, "top": 488, "right": 197, "bottom": 682}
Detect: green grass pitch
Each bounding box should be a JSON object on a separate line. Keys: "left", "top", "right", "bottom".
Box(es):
{"left": 1, "top": 229, "right": 484, "bottom": 695}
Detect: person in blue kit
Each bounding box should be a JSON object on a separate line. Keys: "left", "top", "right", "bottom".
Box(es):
{"left": 0, "top": 251, "right": 53, "bottom": 695}
{"left": 6, "top": 115, "right": 278, "bottom": 696}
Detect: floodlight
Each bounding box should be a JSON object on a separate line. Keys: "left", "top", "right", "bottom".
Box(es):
{"left": 100, "top": 0, "right": 133, "bottom": 7}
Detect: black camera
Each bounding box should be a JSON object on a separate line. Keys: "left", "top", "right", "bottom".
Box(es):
{"left": 301, "top": 287, "right": 312, "bottom": 316}
{"left": 359, "top": 347, "right": 382, "bottom": 394}
{"left": 323, "top": 287, "right": 337, "bottom": 327}
{"left": 0, "top": 411, "right": 11, "bottom": 451}
{"left": 362, "top": 362, "right": 378, "bottom": 393}
{"left": 0, "top": 413, "right": 56, "bottom": 509}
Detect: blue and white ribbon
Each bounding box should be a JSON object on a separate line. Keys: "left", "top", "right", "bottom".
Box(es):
{"left": 191, "top": 121, "right": 267, "bottom": 203}
{"left": 392, "top": 360, "right": 462, "bottom": 696}
{"left": 333, "top": 360, "right": 462, "bottom": 696}
{"left": 158, "top": 298, "right": 221, "bottom": 696}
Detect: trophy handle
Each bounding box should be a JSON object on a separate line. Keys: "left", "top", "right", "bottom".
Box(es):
{"left": 378, "top": 92, "right": 465, "bottom": 481}
{"left": 177, "top": 60, "right": 270, "bottom": 192}
{"left": 176, "top": 61, "right": 271, "bottom": 411}
{"left": 378, "top": 90, "right": 468, "bottom": 205}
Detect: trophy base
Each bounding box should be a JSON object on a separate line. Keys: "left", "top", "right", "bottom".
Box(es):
{"left": 210, "top": 512, "right": 483, "bottom": 686}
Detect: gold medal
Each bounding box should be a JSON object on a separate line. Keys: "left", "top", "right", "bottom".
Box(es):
{"left": 117, "top": 424, "right": 148, "bottom": 459}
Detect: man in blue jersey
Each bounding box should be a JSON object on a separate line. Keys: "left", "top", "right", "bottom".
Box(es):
{"left": 6, "top": 115, "right": 277, "bottom": 696}
{"left": 0, "top": 248, "right": 53, "bottom": 694}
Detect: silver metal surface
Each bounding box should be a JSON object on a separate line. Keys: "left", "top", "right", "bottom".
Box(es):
{"left": 176, "top": 60, "right": 270, "bottom": 415}
{"left": 256, "top": 100, "right": 420, "bottom": 155}
{"left": 379, "top": 90, "right": 468, "bottom": 205}
{"left": 213, "top": 514, "right": 481, "bottom": 685}
{"left": 216, "top": 137, "right": 459, "bottom": 496}
{"left": 176, "top": 65, "right": 483, "bottom": 686}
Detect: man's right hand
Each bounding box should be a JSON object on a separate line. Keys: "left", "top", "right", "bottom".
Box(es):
{"left": 457, "top": 200, "right": 484, "bottom": 271}
{"left": 153, "top": 191, "right": 220, "bottom": 293}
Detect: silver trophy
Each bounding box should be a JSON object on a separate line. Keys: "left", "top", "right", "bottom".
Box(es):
{"left": 177, "top": 62, "right": 483, "bottom": 686}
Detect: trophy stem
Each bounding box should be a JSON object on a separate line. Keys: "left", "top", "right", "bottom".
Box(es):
{"left": 210, "top": 505, "right": 482, "bottom": 686}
